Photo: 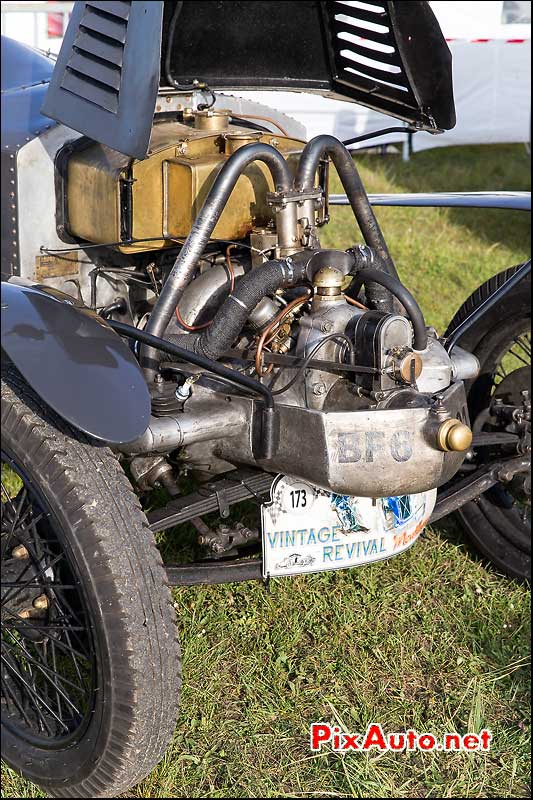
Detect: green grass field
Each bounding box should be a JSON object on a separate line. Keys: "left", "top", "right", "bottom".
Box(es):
{"left": 1, "top": 144, "right": 531, "bottom": 798}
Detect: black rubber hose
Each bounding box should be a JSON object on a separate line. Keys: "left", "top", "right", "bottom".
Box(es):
{"left": 168, "top": 258, "right": 307, "bottom": 361}
{"left": 296, "top": 135, "right": 399, "bottom": 283}
{"left": 100, "top": 299, "right": 127, "bottom": 319}
{"left": 141, "top": 142, "right": 293, "bottom": 381}
{"left": 346, "top": 268, "right": 428, "bottom": 351}
{"left": 108, "top": 320, "right": 277, "bottom": 459}
{"left": 345, "top": 244, "right": 394, "bottom": 314}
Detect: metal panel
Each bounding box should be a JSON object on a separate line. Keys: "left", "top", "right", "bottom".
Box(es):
{"left": 0, "top": 282, "right": 151, "bottom": 444}
{"left": 163, "top": 0, "right": 455, "bottom": 132}
{"left": 41, "top": 1, "right": 454, "bottom": 159}
{"left": 217, "top": 383, "right": 468, "bottom": 498}
{"left": 41, "top": 1, "right": 164, "bottom": 160}
{"left": 1, "top": 38, "right": 58, "bottom": 280}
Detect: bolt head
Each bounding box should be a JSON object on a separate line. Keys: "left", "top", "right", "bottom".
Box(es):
{"left": 33, "top": 594, "right": 49, "bottom": 611}
{"left": 12, "top": 544, "right": 29, "bottom": 559}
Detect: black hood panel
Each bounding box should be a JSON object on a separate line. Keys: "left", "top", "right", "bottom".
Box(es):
{"left": 42, "top": 1, "right": 454, "bottom": 159}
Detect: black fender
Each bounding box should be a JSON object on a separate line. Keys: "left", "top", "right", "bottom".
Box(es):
{"left": 1, "top": 282, "right": 150, "bottom": 445}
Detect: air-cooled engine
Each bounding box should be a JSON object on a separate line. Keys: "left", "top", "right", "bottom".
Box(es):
{"left": 24, "top": 107, "right": 479, "bottom": 499}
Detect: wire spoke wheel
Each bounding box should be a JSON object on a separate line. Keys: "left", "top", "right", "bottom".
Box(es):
{"left": 1, "top": 363, "right": 180, "bottom": 797}
{"left": 448, "top": 266, "right": 531, "bottom": 580}
{"left": 1, "top": 454, "right": 96, "bottom": 745}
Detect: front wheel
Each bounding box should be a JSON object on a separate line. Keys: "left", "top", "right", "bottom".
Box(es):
{"left": 1, "top": 363, "right": 181, "bottom": 797}
{"left": 445, "top": 266, "right": 531, "bottom": 581}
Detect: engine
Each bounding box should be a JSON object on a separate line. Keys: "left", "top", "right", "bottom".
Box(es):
{"left": 35, "top": 107, "right": 480, "bottom": 498}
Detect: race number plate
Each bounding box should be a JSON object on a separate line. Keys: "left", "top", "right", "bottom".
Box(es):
{"left": 261, "top": 476, "right": 437, "bottom": 578}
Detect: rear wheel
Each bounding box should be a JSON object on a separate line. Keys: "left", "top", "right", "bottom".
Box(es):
{"left": 446, "top": 266, "right": 531, "bottom": 581}
{"left": 1, "top": 362, "right": 181, "bottom": 797}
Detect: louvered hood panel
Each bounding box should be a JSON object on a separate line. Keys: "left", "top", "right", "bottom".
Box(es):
{"left": 42, "top": 0, "right": 454, "bottom": 160}
{"left": 41, "top": 0, "right": 163, "bottom": 159}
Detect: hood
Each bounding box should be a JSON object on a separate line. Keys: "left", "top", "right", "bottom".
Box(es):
{"left": 41, "top": 0, "right": 455, "bottom": 160}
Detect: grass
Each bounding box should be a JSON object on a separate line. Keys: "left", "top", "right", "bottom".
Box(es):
{"left": 1, "top": 144, "right": 531, "bottom": 799}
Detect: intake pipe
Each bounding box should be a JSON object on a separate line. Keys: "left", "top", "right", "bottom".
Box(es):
{"left": 141, "top": 142, "right": 293, "bottom": 381}
{"left": 168, "top": 257, "right": 308, "bottom": 361}
{"left": 296, "top": 135, "right": 398, "bottom": 313}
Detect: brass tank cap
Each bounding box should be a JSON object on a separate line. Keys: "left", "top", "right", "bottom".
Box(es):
{"left": 397, "top": 351, "right": 423, "bottom": 383}
{"left": 313, "top": 267, "right": 344, "bottom": 296}
{"left": 194, "top": 108, "right": 231, "bottom": 131}
{"left": 436, "top": 418, "right": 473, "bottom": 452}
{"left": 224, "top": 131, "right": 262, "bottom": 154}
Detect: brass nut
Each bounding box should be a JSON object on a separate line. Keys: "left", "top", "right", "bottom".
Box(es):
{"left": 18, "top": 609, "right": 32, "bottom": 620}
{"left": 11, "top": 544, "right": 29, "bottom": 559}
{"left": 33, "top": 594, "right": 49, "bottom": 611}
{"left": 437, "top": 419, "right": 473, "bottom": 452}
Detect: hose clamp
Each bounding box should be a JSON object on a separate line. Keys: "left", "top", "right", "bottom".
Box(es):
{"left": 230, "top": 295, "right": 249, "bottom": 311}
{"left": 283, "top": 256, "right": 295, "bottom": 285}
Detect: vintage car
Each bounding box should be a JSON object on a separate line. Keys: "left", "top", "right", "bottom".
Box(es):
{"left": 1, "top": 2, "right": 530, "bottom": 797}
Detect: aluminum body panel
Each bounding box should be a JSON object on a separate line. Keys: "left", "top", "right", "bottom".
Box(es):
{"left": 41, "top": 1, "right": 164, "bottom": 160}
{"left": 1, "top": 37, "right": 58, "bottom": 280}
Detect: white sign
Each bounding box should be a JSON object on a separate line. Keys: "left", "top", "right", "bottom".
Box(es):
{"left": 261, "top": 476, "right": 437, "bottom": 578}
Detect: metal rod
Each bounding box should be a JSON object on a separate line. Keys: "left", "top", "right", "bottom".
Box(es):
{"left": 165, "top": 559, "right": 262, "bottom": 586}
{"left": 445, "top": 261, "right": 531, "bottom": 353}
{"left": 342, "top": 125, "right": 417, "bottom": 148}
{"left": 330, "top": 191, "right": 532, "bottom": 212}
{"left": 429, "top": 456, "right": 531, "bottom": 523}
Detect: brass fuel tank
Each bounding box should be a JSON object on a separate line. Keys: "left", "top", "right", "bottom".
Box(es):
{"left": 63, "top": 116, "right": 305, "bottom": 254}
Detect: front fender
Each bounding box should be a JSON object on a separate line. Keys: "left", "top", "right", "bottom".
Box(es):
{"left": 1, "top": 282, "right": 150, "bottom": 444}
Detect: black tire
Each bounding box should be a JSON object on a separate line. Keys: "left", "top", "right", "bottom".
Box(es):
{"left": 1, "top": 362, "right": 181, "bottom": 797}
{"left": 445, "top": 266, "right": 531, "bottom": 581}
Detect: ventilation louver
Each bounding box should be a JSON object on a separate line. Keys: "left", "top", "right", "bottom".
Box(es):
{"left": 323, "top": 1, "right": 455, "bottom": 130}
{"left": 330, "top": 2, "right": 414, "bottom": 101}
{"left": 42, "top": 1, "right": 454, "bottom": 161}
{"left": 61, "top": 1, "right": 131, "bottom": 114}
{"left": 41, "top": 0, "right": 163, "bottom": 160}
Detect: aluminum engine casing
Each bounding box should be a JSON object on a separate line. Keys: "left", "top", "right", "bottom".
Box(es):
{"left": 212, "top": 381, "right": 469, "bottom": 497}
